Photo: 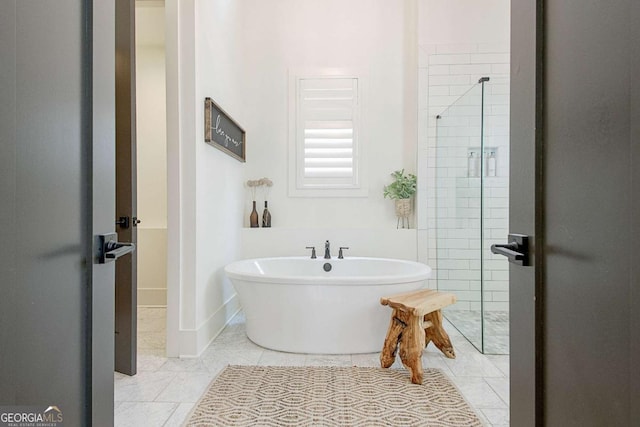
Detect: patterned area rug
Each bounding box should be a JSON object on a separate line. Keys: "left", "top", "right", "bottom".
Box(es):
{"left": 184, "top": 365, "right": 482, "bottom": 426}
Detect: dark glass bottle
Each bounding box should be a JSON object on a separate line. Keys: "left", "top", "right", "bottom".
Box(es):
{"left": 250, "top": 201, "right": 259, "bottom": 228}
{"left": 262, "top": 201, "right": 271, "bottom": 228}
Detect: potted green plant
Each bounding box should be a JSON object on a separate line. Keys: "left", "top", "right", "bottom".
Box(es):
{"left": 383, "top": 169, "right": 417, "bottom": 228}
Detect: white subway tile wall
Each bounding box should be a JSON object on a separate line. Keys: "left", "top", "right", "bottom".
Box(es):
{"left": 417, "top": 43, "right": 510, "bottom": 313}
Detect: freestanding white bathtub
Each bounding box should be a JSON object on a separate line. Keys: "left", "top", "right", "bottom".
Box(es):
{"left": 224, "top": 257, "right": 431, "bottom": 354}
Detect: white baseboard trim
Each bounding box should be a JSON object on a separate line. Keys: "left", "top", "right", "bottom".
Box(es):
{"left": 177, "top": 293, "right": 241, "bottom": 358}
{"left": 138, "top": 288, "right": 167, "bottom": 307}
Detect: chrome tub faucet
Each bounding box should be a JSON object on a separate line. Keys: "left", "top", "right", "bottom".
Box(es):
{"left": 324, "top": 240, "right": 331, "bottom": 259}
{"left": 305, "top": 246, "right": 317, "bottom": 259}
{"left": 338, "top": 247, "right": 349, "bottom": 259}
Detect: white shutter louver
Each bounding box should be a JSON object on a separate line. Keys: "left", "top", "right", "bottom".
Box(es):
{"left": 296, "top": 77, "right": 359, "bottom": 189}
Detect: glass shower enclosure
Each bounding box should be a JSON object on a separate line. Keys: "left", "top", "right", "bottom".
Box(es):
{"left": 435, "top": 77, "right": 510, "bottom": 354}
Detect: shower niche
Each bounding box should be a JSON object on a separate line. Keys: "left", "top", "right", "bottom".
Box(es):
{"left": 466, "top": 147, "right": 498, "bottom": 178}
{"left": 433, "top": 78, "right": 510, "bottom": 355}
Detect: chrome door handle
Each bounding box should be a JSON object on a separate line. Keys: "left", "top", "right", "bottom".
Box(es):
{"left": 98, "top": 233, "right": 136, "bottom": 264}
{"left": 105, "top": 241, "right": 135, "bottom": 260}
{"left": 491, "top": 234, "right": 530, "bottom": 266}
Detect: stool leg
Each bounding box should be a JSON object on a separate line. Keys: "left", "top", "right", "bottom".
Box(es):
{"left": 398, "top": 313, "right": 425, "bottom": 384}
{"left": 424, "top": 310, "right": 455, "bottom": 359}
{"left": 380, "top": 309, "right": 404, "bottom": 368}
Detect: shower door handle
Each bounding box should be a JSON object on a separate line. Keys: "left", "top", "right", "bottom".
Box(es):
{"left": 491, "top": 234, "right": 530, "bottom": 266}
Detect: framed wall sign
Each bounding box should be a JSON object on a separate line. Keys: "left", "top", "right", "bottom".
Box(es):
{"left": 204, "top": 97, "right": 246, "bottom": 162}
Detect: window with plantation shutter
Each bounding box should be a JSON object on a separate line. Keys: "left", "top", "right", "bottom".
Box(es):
{"left": 289, "top": 73, "right": 366, "bottom": 197}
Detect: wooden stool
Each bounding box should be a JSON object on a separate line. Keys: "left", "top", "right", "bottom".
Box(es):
{"left": 380, "top": 289, "right": 456, "bottom": 384}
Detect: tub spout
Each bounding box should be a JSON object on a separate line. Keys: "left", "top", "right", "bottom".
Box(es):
{"left": 324, "top": 240, "right": 331, "bottom": 259}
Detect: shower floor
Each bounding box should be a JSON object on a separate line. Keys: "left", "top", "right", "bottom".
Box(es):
{"left": 444, "top": 310, "right": 509, "bottom": 355}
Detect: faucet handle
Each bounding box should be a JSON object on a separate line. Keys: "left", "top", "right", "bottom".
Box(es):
{"left": 338, "top": 247, "right": 349, "bottom": 259}
{"left": 305, "top": 246, "right": 317, "bottom": 259}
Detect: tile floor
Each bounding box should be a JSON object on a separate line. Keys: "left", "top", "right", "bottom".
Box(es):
{"left": 445, "top": 310, "right": 510, "bottom": 355}
{"left": 115, "top": 308, "right": 509, "bottom": 427}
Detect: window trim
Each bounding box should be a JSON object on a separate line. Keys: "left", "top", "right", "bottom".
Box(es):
{"left": 288, "top": 68, "right": 368, "bottom": 198}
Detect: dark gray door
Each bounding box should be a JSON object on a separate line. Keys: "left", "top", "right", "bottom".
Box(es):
{"left": 114, "top": 0, "right": 138, "bottom": 376}
{"left": 543, "top": 0, "right": 640, "bottom": 424}
{"left": 0, "top": 1, "right": 116, "bottom": 426}
{"left": 511, "top": 0, "right": 640, "bottom": 424}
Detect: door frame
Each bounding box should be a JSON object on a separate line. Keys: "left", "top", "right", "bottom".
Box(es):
{"left": 164, "top": 0, "right": 184, "bottom": 358}
{"left": 92, "top": 0, "right": 118, "bottom": 424}
{"left": 114, "top": 0, "right": 138, "bottom": 376}
{"left": 509, "top": 0, "right": 544, "bottom": 424}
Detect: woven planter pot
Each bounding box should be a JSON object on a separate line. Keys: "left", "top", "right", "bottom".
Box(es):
{"left": 394, "top": 198, "right": 412, "bottom": 218}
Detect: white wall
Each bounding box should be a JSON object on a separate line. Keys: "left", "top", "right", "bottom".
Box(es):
{"left": 418, "top": 0, "right": 510, "bottom": 46}
{"left": 193, "top": 0, "right": 245, "bottom": 351}
{"left": 166, "top": 0, "right": 245, "bottom": 357}
{"left": 136, "top": 4, "right": 167, "bottom": 306}
{"left": 242, "top": 229, "right": 416, "bottom": 261}
{"left": 236, "top": 0, "right": 420, "bottom": 262}
{"left": 136, "top": 44, "right": 167, "bottom": 227}
{"left": 240, "top": 0, "right": 417, "bottom": 230}
{"left": 164, "top": 0, "right": 431, "bottom": 356}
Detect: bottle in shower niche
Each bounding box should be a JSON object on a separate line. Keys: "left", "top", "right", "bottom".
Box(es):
{"left": 262, "top": 201, "right": 271, "bottom": 228}
{"left": 487, "top": 151, "right": 497, "bottom": 177}
{"left": 468, "top": 151, "right": 479, "bottom": 177}
{"left": 250, "top": 201, "right": 259, "bottom": 228}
